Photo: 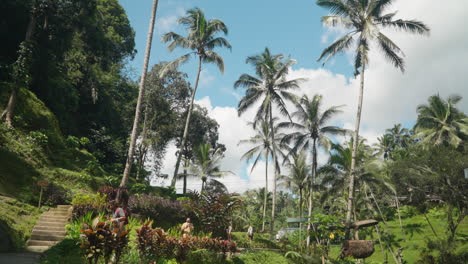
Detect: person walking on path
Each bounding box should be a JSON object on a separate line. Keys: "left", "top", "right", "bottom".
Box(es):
{"left": 247, "top": 224, "right": 254, "bottom": 241}
{"left": 181, "top": 218, "right": 194, "bottom": 237}
{"left": 226, "top": 223, "right": 233, "bottom": 241}
{"left": 110, "top": 201, "right": 127, "bottom": 230}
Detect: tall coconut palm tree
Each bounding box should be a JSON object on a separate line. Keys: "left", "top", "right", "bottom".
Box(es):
{"left": 374, "top": 134, "right": 394, "bottom": 160}
{"left": 386, "top": 124, "right": 411, "bottom": 149}
{"left": 316, "top": 0, "right": 430, "bottom": 229}
{"left": 280, "top": 94, "right": 346, "bottom": 246}
{"left": 161, "top": 8, "right": 231, "bottom": 187}
{"left": 188, "top": 143, "right": 231, "bottom": 192}
{"left": 239, "top": 117, "right": 282, "bottom": 232}
{"left": 234, "top": 47, "right": 304, "bottom": 237}
{"left": 414, "top": 94, "right": 468, "bottom": 148}
{"left": 120, "top": 0, "right": 159, "bottom": 189}
{"left": 279, "top": 151, "right": 310, "bottom": 222}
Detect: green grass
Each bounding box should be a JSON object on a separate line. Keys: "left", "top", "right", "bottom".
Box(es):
{"left": 328, "top": 213, "right": 468, "bottom": 263}
{"left": 232, "top": 232, "right": 280, "bottom": 249}
{"left": 0, "top": 196, "right": 43, "bottom": 252}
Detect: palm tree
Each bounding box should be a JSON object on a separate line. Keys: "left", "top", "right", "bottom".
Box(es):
{"left": 188, "top": 143, "right": 231, "bottom": 192}
{"left": 414, "top": 94, "right": 468, "bottom": 147}
{"left": 374, "top": 134, "right": 394, "bottom": 160}
{"left": 280, "top": 94, "right": 346, "bottom": 246}
{"left": 386, "top": 124, "right": 411, "bottom": 149}
{"left": 239, "top": 118, "right": 282, "bottom": 232}
{"left": 120, "top": 0, "right": 159, "bottom": 190}
{"left": 279, "top": 151, "right": 310, "bottom": 222}
{"left": 316, "top": 0, "right": 430, "bottom": 229}
{"left": 234, "top": 47, "right": 304, "bottom": 237}
{"left": 161, "top": 8, "right": 231, "bottom": 187}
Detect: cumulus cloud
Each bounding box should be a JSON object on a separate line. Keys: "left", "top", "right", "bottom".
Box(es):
{"left": 156, "top": 8, "right": 185, "bottom": 34}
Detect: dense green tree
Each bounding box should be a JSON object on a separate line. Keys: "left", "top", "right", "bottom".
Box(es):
{"left": 235, "top": 47, "right": 304, "bottom": 237}
{"left": 161, "top": 7, "right": 231, "bottom": 187}
{"left": 414, "top": 94, "right": 468, "bottom": 148}
{"left": 316, "top": 0, "right": 430, "bottom": 230}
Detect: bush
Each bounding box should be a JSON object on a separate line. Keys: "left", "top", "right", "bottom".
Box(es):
{"left": 128, "top": 195, "right": 192, "bottom": 229}
{"left": 399, "top": 205, "right": 418, "bottom": 218}
{"left": 71, "top": 192, "right": 108, "bottom": 220}
{"left": 40, "top": 238, "right": 83, "bottom": 264}
{"left": 80, "top": 220, "right": 130, "bottom": 264}
{"left": 136, "top": 221, "right": 237, "bottom": 264}
{"left": 190, "top": 193, "right": 242, "bottom": 238}
{"left": 42, "top": 183, "right": 71, "bottom": 206}
{"left": 98, "top": 186, "right": 129, "bottom": 205}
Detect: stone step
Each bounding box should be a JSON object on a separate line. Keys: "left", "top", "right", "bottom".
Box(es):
{"left": 35, "top": 221, "right": 68, "bottom": 227}
{"left": 43, "top": 211, "right": 69, "bottom": 216}
{"left": 57, "top": 205, "right": 72, "bottom": 209}
{"left": 34, "top": 225, "right": 66, "bottom": 231}
{"left": 31, "top": 230, "right": 67, "bottom": 237}
{"left": 27, "top": 240, "right": 58, "bottom": 247}
{"left": 30, "top": 233, "right": 65, "bottom": 241}
{"left": 26, "top": 245, "right": 50, "bottom": 253}
{"left": 39, "top": 216, "right": 69, "bottom": 221}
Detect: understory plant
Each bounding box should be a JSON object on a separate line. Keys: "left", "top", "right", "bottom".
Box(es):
{"left": 136, "top": 220, "right": 237, "bottom": 264}
{"left": 79, "top": 220, "right": 129, "bottom": 264}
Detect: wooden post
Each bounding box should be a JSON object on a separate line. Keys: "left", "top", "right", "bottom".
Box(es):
{"left": 38, "top": 186, "right": 43, "bottom": 208}
{"left": 37, "top": 180, "right": 49, "bottom": 208}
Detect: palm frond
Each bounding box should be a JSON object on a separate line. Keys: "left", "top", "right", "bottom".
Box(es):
{"left": 159, "top": 53, "right": 192, "bottom": 78}
{"left": 203, "top": 50, "right": 225, "bottom": 73}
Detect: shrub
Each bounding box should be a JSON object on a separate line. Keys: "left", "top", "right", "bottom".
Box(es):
{"left": 43, "top": 183, "right": 71, "bottom": 206}
{"left": 27, "top": 131, "right": 48, "bottom": 147}
{"left": 128, "top": 194, "right": 192, "bottom": 229}
{"left": 399, "top": 205, "right": 418, "bottom": 218}
{"left": 135, "top": 221, "right": 237, "bottom": 264}
{"left": 98, "top": 186, "right": 129, "bottom": 205}
{"left": 71, "top": 192, "right": 108, "bottom": 220}
{"left": 190, "top": 193, "right": 242, "bottom": 238}
{"left": 79, "top": 220, "right": 129, "bottom": 264}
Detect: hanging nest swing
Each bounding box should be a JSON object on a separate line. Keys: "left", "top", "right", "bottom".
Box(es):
{"left": 340, "top": 219, "right": 378, "bottom": 259}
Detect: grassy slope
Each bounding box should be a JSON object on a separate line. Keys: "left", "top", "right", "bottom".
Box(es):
{"left": 0, "top": 84, "right": 104, "bottom": 201}
{"left": 0, "top": 196, "right": 43, "bottom": 251}
{"left": 329, "top": 213, "right": 468, "bottom": 263}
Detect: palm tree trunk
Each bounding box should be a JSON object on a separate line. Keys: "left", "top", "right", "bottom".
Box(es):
{"left": 136, "top": 105, "right": 150, "bottom": 181}
{"left": 306, "top": 139, "right": 317, "bottom": 248}
{"left": 120, "top": 0, "right": 159, "bottom": 190}
{"left": 262, "top": 150, "right": 269, "bottom": 232}
{"left": 183, "top": 158, "right": 188, "bottom": 194}
{"left": 299, "top": 187, "right": 303, "bottom": 250}
{"left": 171, "top": 56, "right": 203, "bottom": 187}
{"left": 2, "top": 2, "right": 38, "bottom": 127}
{"left": 346, "top": 57, "right": 366, "bottom": 237}
{"left": 268, "top": 105, "right": 278, "bottom": 239}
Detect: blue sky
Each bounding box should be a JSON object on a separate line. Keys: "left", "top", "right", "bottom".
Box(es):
{"left": 118, "top": 0, "right": 468, "bottom": 192}
{"left": 119, "top": 0, "right": 352, "bottom": 108}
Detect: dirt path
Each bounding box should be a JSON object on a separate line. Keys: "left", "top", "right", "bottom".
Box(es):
{"left": 0, "top": 252, "right": 40, "bottom": 264}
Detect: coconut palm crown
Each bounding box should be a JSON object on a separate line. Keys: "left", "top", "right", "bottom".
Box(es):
{"left": 188, "top": 143, "right": 231, "bottom": 192}
{"left": 414, "top": 94, "right": 468, "bottom": 147}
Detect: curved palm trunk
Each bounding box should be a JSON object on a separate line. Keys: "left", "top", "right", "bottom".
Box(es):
{"left": 346, "top": 57, "right": 366, "bottom": 237}
{"left": 299, "top": 187, "right": 303, "bottom": 250}
{"left": 262, "top": 150, "right": 269, "bottom": 232}
{"left": 171, "top": 56, "right": 203, "bottom": 187}
{"left": 268, "top": 106, "right": 278, "bottom": 238}
{"left": 120, "top": 0, "right": 159, "bottom": 189}
{"left": 2, "top": 3, "right": 38, "bottom": 127}
{"left": 306, "top": 139, "right": 317, "bottom": 248}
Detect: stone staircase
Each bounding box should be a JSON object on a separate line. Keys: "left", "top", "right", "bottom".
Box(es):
{"left": 26, "top": 205, "right": 72, "bottom": 253}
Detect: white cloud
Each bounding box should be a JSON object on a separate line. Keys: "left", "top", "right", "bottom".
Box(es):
{"left": 199, "top": 69, "right": 216, "bottom": 87}
{"left": 156, "top": 8, "right": 185, "bottom": 34}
